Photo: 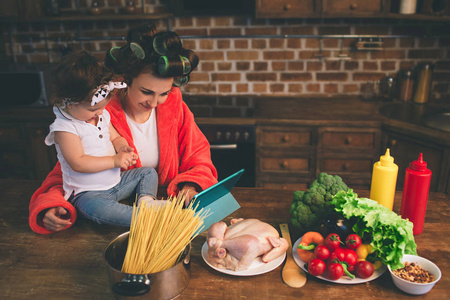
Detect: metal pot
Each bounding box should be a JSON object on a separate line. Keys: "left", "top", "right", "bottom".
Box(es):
{"left": 104, "top": 232, "right": 191, "bottom": 300}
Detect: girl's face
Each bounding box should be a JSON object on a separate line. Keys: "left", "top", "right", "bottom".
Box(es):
{"left": 66, "top": 98, "right": 110, "bottom": 124}
{"left": 125, "top": 72, "right": 173, "bottom": 119}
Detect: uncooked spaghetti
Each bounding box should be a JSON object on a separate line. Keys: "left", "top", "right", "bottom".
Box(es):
{"left": 122, "top": 194, "right": 209, "bottom": 274}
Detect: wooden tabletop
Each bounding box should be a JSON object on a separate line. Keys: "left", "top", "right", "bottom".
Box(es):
{"left": 1, "top": 179, "right": 448, "bottom": 299}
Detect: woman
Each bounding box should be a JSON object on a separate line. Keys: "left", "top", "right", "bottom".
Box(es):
{"left": 29, "top": 24, "right": 218, "bottom": 234}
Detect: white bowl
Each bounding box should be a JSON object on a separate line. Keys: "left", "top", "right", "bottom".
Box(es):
{"left": 388, "top": 254, "right": 441, "bottom": 295}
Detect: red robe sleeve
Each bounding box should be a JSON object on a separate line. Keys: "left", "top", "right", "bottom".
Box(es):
{"left": 159, "top": 89, "right": 218, "bottom": 195}
{"left": 28, "top": 162, "right": 77, "bottom": 234}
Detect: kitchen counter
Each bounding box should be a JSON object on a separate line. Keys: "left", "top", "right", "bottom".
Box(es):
{"left": 1, "top": 179, "right": 448, "bottom": 299}
{"left": 192, "top": 96, "right": 450, "bottom": 146}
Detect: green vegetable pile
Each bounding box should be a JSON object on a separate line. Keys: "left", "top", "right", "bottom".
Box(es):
{"left": 331, "top": 189, "right": 417, "bottom": 270}
{"left": 290, "top": 173, "right": 349, "bottom": 233}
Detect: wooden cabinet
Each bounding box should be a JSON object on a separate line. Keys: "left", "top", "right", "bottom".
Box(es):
{"left": 256, "top": 123, "right": 380, "bottom": 190}
{"left": 0, "top": 108, "right": 56, "bottom": 180}
{"left": 318, "top": 127, "right": 380, "bottom": 190}
{"left": 381, "top": 127, "right": 450, "bottom": 193}
{"left": 255, "top": 0, "right": 318, "bottom": 18}
{"left": 256, "top": 0, "right": 385, "bottom": 18}
{"left": 255, "top": 0, "right": 449, "bottom": 20}
{"left": 256, "top": 125, "right": 316, "bottom": 189}
{"left": 322, "top": 0, "right": 384, "bottom": 16}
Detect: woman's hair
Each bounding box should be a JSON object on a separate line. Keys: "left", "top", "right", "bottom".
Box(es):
{"left": 52, "top": 51, "right": 115, "bottom": 106}
{"left": 105, "top": 24, "right": 199, "bottom": 87}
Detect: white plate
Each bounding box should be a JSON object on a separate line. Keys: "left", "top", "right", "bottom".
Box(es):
{"left": 201, "top": 241, "right": 286, "bottom": 276}
{"left": 292, "top": 236, "right": 387, "bottom": 284}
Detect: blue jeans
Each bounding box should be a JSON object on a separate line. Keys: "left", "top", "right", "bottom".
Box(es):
{"left": 70, "top": 167, "right": 158, "bottom": 226}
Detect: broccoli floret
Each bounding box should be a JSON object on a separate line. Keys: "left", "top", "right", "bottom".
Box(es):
{"left": 317, "top": 172, "right": 336, "bottom": 189}
{"left": 289, "top": 173, "right": 350, "bottom": 233}
{"left": 292, "top": 190, "right": 305, "bottom": 203}
{"left": 304, "top": 193, "right": 324, "bottom": 207}
{"left": 290, "top": 201, "right": 319, "bottom": 228}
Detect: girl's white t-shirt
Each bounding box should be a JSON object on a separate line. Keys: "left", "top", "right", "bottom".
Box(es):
{"left": 126, "top": 110, "right": 159, "bottom": 169}
{"left": 45, "top": 107, "right": 120, "bottom": 199}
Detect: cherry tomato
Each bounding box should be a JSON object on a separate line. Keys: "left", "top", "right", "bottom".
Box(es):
{"left": 345, "top": 234, "right": 362, "bottom": 249}
{"left": 355, "top": 261, "right": 375, "bottom": 279}
{"left": 347, "top": 264, "right": 355, "bottom": 273}
{"left": 327, "top": 262, "right": 344, "bottom": 280}
{"left": 325, "top": 233, "right": 342, "bottom": 251}
{"left": 329, "top": 247, "right": 345, "bottom": 262}
{"left": 343, "top": 248, "right": 358, "bottom": 267}
{"left": 308, "top": 258, "right": 326, "bottom": 276}
{"left": 314, "top": 245, "right": 330, "bottom": 261}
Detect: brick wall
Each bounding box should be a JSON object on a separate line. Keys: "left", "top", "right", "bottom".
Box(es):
{"left": 2, "top": 0, "right": 450, "bottom": 101}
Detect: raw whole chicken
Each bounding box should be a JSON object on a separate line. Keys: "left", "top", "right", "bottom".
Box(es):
{"left": 206, "top": 218, "right": 289, "bottom": 271}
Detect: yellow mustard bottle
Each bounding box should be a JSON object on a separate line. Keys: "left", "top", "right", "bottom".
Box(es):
{"left": 369, "top": 149, "right": 398, "bottom": 210}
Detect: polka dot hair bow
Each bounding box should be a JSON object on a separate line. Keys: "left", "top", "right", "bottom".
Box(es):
{"left": 91, "top": 81, "right": 127, "bottom": 106}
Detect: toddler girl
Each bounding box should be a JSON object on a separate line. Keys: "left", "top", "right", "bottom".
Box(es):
{"left": 45, "top": 51, "right": 160, "bottom": 226}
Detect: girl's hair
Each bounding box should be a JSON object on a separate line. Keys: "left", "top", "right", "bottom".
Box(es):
{"left": 104, "top": 24, "right": 199, "bottom": 87}
{"left": 52, "top": 51, "right": 115, "bottom": 106}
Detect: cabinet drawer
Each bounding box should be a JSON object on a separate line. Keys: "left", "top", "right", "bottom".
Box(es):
{"left": 259, "top": 128, "right": 313, "bottom": 147}
{"left": 322, "top": 0, "right": 382, "bottom": 13}
{"left": 321, "top": 130, "right": 377, "bottom": 149}
{"left": 320, "top": 158, "right": 373, "bottom": 173}
{"left": 260, "top": 157, "right": 310, "bottom": 172}
{"left": 0, "top": 127, "right": 21, "bottom": 143}
{"left": 0, "top": 151, "right": 28, "bottom": 168}
{"left": 256, "top": 0, "right": 315, "bottom": 18}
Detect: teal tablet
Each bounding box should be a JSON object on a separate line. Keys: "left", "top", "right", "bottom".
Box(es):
{"left": 192, "top": 169, "right": 244, "bottom": 235}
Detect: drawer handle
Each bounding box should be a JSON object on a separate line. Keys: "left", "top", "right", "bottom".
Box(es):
{"left": 283, "top": 4, "right": 291, "bottom": 11}
{"left": 281, "top": 135, "right": 290, "bottom": 143}
{"left": 342, "top": 163, "right": 350, "bottom": 171}
{"left": 389, "top": 139, "right": 397, "bottom": 147}
{"left": 210, "top": 144, "right": 237, "bottom": 150}
{"left": 280, "top": 160, "right": 289, "bottom": 169}
{"left": 345, "top": 137, "right": 353, "bottom": 145}
{"left": 350, "top": 3, "right": 358, "bottom": 10}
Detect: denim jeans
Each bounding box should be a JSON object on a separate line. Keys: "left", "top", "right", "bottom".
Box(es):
{"left": 70, "top": 167, "right": 158, "bottom": 226}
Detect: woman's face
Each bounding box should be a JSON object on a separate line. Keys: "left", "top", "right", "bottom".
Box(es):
{"left": 125, "top": 72, "right": 174, "bottom": 117}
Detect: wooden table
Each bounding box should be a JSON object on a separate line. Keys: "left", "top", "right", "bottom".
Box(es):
{"left": 1, "top": 179, "right": 448, "bottom": 299}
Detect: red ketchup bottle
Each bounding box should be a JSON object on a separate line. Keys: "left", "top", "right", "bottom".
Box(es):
{"left": 400, "top": 153, "right": 432, "bottom": 235}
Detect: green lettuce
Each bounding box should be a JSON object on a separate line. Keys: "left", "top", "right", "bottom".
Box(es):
{"left": 331, "top": 190, "right": 417, "bottom": 270}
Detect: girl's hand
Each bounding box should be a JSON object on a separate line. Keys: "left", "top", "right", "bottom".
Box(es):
{"left": 117, "top": 146, "right": 138, "bottom": 166}
{"left": 114, "top": 152, "right": 135, "bottom": 169}
{"left": 43, "top": 207, "right": 72, "bottom": 232}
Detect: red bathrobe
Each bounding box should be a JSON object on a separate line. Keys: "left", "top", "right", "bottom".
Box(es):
{"left": 29, "top": 87, "right": 218, "bottom": 234}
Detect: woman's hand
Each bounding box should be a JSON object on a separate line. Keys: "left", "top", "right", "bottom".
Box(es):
{"left": 180, "top": 183, "right": 200, "bottom": 206}
{"left": 43, "top": 207, "right": 72, "bottom": 232}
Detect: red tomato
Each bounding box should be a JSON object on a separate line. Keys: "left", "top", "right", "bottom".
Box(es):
{"left": 325, "top": 233, "right": 342, "bottom": 251}
{"left": 355, "top": 260, "right": 375, "bottom": 279}
{"left": 347, "top": 264, "right": 355, "bottom": 273}
{"left": 314, "top": 245, "right": 330, "bottom": 261}
{"left": 308, "top": 258, "right": 326, "bottom": 276}
{"left": 329, "top": 247, "right": 345, "bottom": 262}
{"left": 343, "top": 248, "right": 358, "bottom": 266}
{"left": 327, "top": 262, "right": 344, "bottom": 280}
{"left": 345, "top": 234, "right": 362, "bottom": 249}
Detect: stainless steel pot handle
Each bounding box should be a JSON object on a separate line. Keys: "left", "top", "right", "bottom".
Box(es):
{"left": 112, "top": 274, "right": 151, "bottom": 297}
{"left": 210, "top": 144, "right": 237, "bottom": 149}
